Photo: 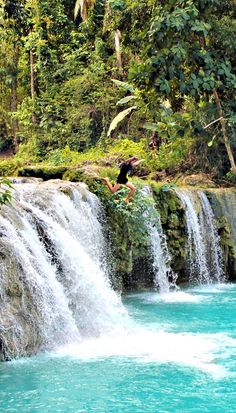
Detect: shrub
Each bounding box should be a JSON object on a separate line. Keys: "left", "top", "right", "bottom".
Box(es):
{"left": 0, "top": 160, "right": 18, "bottom": 176}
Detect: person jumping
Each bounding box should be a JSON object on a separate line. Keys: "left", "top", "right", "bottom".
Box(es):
{"left": 102, "top": 157, "right": 143, "bottom": 203}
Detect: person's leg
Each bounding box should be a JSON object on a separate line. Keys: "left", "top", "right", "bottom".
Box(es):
{"left": 124, "top": 182, "right": 136, "bottom": 203}
{"left": 102, "top": 178, "right": 121, "bottom": 193}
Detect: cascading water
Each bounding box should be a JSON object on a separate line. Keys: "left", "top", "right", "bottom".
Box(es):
{"left": 198, "top": 191, "right": 224, "bottom": 282}
{"left": 148, "top": 214, "right": 175, "bottom": 293}
{"left": 175, "top": 189, "right": 209, "bottom": 283}
{"left": 141, "top": 187, "right": 176, "bottom": 293}
{"left": 176, "top": 189, "right": 224, "bottom": 284}
{"left": 208, "top": 189, "right": 236, "bottom": 248}
{"left": 1, "top": 180, "right": 235, "bottom": 407}
{"left": 0, "top": 181, "right": 128, "bottom": 359}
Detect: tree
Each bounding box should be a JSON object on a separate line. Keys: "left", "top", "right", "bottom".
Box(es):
{"left": 128, "top": 0, "right": 236, "bottom": 173}
{"left": 0, "top": 0, "right": 235, "bottom": 178}
{"left": 74, "top": 0, "right": 96, "bottom": 21}
{"left": 1, "top": 0, "right": 28, "bottom": 151}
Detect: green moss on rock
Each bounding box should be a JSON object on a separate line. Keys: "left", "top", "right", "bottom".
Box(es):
{"left": 18, "top": 166, "right": 68, "bottom": 180}
{"left": 87, "top": 181, "right": 191, "bottom": 289}
{"left": 62, "top": 169, "right": 85, "bottom": 182}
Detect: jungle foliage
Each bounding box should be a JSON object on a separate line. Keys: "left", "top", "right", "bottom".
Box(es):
{"left": 0, "top": 0, "right": 235, "bottom": 178}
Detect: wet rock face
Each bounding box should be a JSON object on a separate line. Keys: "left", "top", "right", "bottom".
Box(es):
{"left": 0, "top": 243, "right": 44, "bottom": 360}
{"left": 93, "top": 184, "right": 190, "bottom": 290}
{"left": 151, "top": 188, "right": 189, "bottom": 276}
{"left": 205, "top": 189, "right": 236, "bottom": 281}
{"left": 127, "top": 258, "right": 154, "bottom": 291}
{"left": 0, "top": 180, "right": 91, "bottom": 361}
{"left": 95, "top": 183, "right": 236, "bottom": 289}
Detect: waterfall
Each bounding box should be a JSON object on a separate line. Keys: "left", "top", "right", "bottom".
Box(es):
{"left": 176, "top": 189, "right": 224, "bottom": 284}
{"left": 141, "top": 187, "right": 176, "bottom": 293}
{"left": 198, "top": 191, "right": 224, "bottom": 282}
{"left": 176, "top": 189, "right": 209, "bottom": 283}
{"left": 0, "top": 181, "right": 227, "bottom": 360}
{"left": 0, "top": 181, "right": 128, "bottom": 359}
{"left": 148, "top": 214, "right": 175, "bottom": 293}
{"left": 209, "top": 189, "right": 236, "bottom": 247}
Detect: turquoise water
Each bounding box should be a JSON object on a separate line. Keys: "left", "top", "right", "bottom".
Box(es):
{"left": 0, "top": 284, "right": 236, "bottom": 413}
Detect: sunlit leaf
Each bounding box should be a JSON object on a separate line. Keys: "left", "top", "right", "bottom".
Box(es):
{"left": 107, "top": 106, "right": 137, "bottom": 137}
{"left": 111, "top": 79, "right": 134, "bottom": 92}
{"left": 143, "top": 122, "right": 158, "bottom": 131}
{"left": 116, "top": 95, "right": 136, "bottom": 106}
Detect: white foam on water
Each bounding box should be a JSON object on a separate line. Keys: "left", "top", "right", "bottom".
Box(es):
{"left": 189, "top": 283, "right": 236, "bottom": 294}
{"left": 128, "top": 291, "right": 204, "bottom": 304}
{"left": 159, "top": 291, "right": 204, "bottom": 304}
{"left": 54, "top": 327, "right": 233, "bottom": 379}
{"left": 142, "top": 284, "right": 236, "bottom": 304}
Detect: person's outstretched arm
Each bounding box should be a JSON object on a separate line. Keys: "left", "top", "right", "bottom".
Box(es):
{"left": 132, "top": 159, "right": 144, "bottom": 166}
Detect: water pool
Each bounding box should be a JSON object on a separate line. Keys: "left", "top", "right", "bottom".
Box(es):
{"left": 0, "top": 284, "right": 236, "bottom": 413}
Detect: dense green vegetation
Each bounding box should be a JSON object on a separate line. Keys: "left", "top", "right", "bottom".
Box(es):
{"left": 0, "top": 0, "right": 235, "bottom": 181}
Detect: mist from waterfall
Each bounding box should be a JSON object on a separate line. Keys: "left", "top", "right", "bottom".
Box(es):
{"left": 176, "top": 189, "right": 224, "bottom": 284}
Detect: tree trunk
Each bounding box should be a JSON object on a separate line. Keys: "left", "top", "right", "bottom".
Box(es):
{"left": 213, "top": 90, "right": 236, "bottom": 174}
{"left": 30, "top": 48, "right": 35, "bottom": 98}
{"left": 199, "top": 35, "right": 235, "bottom": 174}
{"left": 11, "top": 44, "right": 19, "bottom": 153}
{"left": 103, "top": 2, "right": 111, "bottom": 33}
{"left": 30, "top": 48, "right": 37, "bottom": 124}
{"left": 114, "top": 29, "right": 122, "bottom": 73}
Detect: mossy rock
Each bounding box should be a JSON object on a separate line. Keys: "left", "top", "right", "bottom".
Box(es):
{"left": 166, "top": 229, "right": 181, "bottom": 239}
{"left": 63, "top": 169, "right": 85, "bottom": 182}
{"left": 90, "top": 181, "right": 190, "bottom": 286}
{"left": 18, "top": 166, "right": 68, "bottom": 180}
{"left": 177, "top": 173, "right": 217, "bottom": 187}
{"left": 152, "top": 186, "right": 183, "bottom": 223}
{"left": 168, "top": 213, "right": 180, "bottom": 229}
{"left": 165, "top": 191, "right": 183, "bottom": 212}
